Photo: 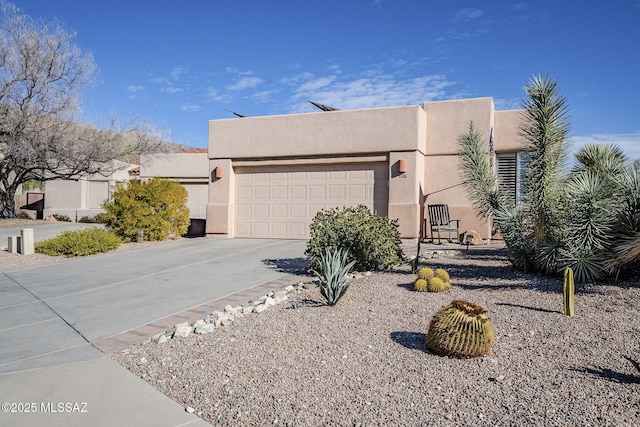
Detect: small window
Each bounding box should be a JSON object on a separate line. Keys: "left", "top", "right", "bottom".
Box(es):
{"left": 497, "top": 152, "right": 528, "bottom": 205}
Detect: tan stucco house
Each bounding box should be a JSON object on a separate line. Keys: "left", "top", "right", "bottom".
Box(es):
{"left": 139, "top": 149, "right": 209, "bottom": 235}
{"left": 43, "top": 161, "right": 138, "bottom": 221}
{"left": 41, "top": 96, "right": 525, "bottom": 242}
{"left": 206, "top": 97, "right": 525, "bottom": 242}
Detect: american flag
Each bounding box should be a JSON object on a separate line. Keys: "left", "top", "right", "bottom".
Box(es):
{"left": 489, "top": 127, "right": 495, "bottom": 167}
{"left": 489, "top": 127, "right": 496, "bottom": 179}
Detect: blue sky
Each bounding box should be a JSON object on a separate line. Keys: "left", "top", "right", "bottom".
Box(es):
{"left": 16, "top": 1, "right": 640, "bottom": 159}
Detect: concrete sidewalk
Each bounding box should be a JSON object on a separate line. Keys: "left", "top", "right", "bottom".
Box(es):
{"left": 0, "top": 236, "right": 309, "bottom": 426}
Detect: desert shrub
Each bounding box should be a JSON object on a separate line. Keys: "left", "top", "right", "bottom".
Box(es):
{"left": 52, "top": 213, "right": 71, "bottom": 222}
{"left": 305, "top": 205, "right": 404, "bottom": 271}
{"left": 102, "top": 178, "right": 190, "bottom": 242}
{"left": 78, "top": 214, "right": 108, "bottom": 223}
{"left": 35, "top": 228, "right": 121, "bottom": 257}
{"left": 15, "top": 210, "right": 33, "bottom": 219}
{"left": 311, "top": 247, "right": 356, "bottom": 306}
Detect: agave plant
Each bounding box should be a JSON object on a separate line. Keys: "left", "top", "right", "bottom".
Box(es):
{"left": 311, "top": 247, "right": 356, "bottom": 306}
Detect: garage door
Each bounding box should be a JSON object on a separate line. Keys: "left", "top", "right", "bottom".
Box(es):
{"left": 182, "top": 183, "right": 208, "bottom": 219}
{"left": 235, "top": 163, "right": 388, "bottom": 239}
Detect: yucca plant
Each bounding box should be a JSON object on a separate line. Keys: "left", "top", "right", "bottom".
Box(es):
{"left": 459, "top": 75, "right": 640, "bottom": 283}
{"left": 311, "top": 247, "right": 356, "bottom": 306}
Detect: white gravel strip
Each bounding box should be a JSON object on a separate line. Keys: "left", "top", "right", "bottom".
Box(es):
{"left": 112, "top": 248, "right": 640, "bottom": 427}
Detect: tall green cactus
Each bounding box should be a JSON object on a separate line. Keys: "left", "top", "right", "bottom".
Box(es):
{"left": 563, "top": 267, "right": 575, "bottom": 316}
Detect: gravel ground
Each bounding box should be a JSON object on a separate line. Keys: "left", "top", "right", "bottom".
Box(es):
{"left": 112, "top": 248, "right": 640, "bottom": 427}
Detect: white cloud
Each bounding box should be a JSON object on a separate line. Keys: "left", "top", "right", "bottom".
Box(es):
{"left": 289, "top": 71, "right": 454, "bottom": 112}
{"left": 160, "top": 87, "right": 184, "bottom": 94}
{"left": 297, "top": 76, "right": 335, "bottom": 92}
{"left": 227, "top": 76, "right": 264, "bottom": 91}
{"left": 568, "top": 132, "right": 640, "bottom": 161}
{"left": 170, "top": 66, "right": 188, "bottom": 80}
{"left": 454, "top": 8, "right": 483, "bottom": 22}
{"left": 204, "top": 87, "right": 230, "bottom": 103}
{"left": 251, "top": 89, "right": 279, "bottom": 102}
{"left": 494, "top": 97, "right": 522, "bottom": 111}
{"left": 181, "top": 103, "right": 201, "bottom": 112}
{"left": 151, "top": 77, "right": 170, "bottom": 85}
{"left": 280, "top": 72, "right": 314, "bottom": 85}
{"left": 127, "top": 85, "right": 145, "bottom": 93}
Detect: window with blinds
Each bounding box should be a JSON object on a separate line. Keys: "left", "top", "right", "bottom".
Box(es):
{"left": 497, "top": 152, "right": 528, "bottom": 204}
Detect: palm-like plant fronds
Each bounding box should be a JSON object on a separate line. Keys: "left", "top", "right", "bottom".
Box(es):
{"left": 519, "top": 75, "right": 570, "bottom": 248}
{"left": 559, "top": 247, "right": 607, "bottom": 284}
{"left": 457, "top": 123, "right": 512, "bottom": 218}
{"left": 459, "top": 75, "right": 639, "bottom": 283}
{"left": 573, "top": 144, "right": 628, "bottom": 178}
{"left": 565, "top": 171, "right": 619, "bottom": 252}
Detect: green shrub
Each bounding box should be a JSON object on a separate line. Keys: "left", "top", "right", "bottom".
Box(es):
{"left": 78, "top": 214, "right": 109, "bottom": 224}
{"left": 52, "top": 213, "right": 71, "bottom": 222}
{"left": 305, "top": 205, "right": 404, "bottom": 271}
{"left": 35, "top": 228, "right": 121, "bottom": 257}
{"left": 102, "top": 178, "right": 190, "bottom": 242}
{"left": 312, "top": 247, "right": 356, "bottom": 306}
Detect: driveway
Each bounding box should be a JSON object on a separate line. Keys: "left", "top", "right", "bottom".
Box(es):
{"left": 0, "top": 236, "right": 308, "bottom": 426}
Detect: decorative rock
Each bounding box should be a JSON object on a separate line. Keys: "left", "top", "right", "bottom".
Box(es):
{"left": 193, "top": 319, "right": 206, "bottom": 327}
{"left": 220, "top": 318, "right": 233, "bottom": 327}
{"left": 274, "top": 291, "right": 288, "bottom": 304}
{"left": 264, "top": 297, "right": 276, "bottom": 306}
{"left": 284, "top": 285, "right": 295, "bottom": 292}
{"left": 224, "top": 305, "right": 238, "bottom": 314}
{"left": 152, "top": 331, "right": 166, "bottom": 342}
{"left": 462, "top": 230, "right": 482, "bottom": 245}
{"left": 185, "top": 406, "right": 195, "bottom": 413}
{"left": 365, "top": 272, "right": 373, "bottom": 277}
{"left": 157, "top": 335, "right": 168, "bottom": 344}
{"left": 194, "top": 323, "right": 216, "bottom": 334}
{"left": 254, "top": 304, "right": 270, "bottom": 313}
{"left": 242, "top": 306, "right": 254, "bottom": 314}
{"left": 173, "top": 325, "right": 192, "bottom": 338}
{"left": 175, "top": 321, "right": 190, "bottom": 328}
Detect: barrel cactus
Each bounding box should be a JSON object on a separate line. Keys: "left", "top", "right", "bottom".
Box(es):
{"left": 434, "top": 268, "right": 450, "bottom": 283}
{"left": 426, "top": 300, "right": 494, "bottom": 358}
{"left": 427, "top": 277, "right": 449, "bottom": 292}
{"left": 414, "top": 278, "right": 428, "bottom": 292}
{"left": 418, "top": 267, "right": 434, "bottom": 281}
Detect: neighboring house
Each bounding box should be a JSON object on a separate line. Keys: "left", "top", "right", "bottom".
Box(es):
{"left": 207, "top": 97, "right": 525, "bottom": 241}
{"left": 43, "top": 161, "right": 138, "bottom": 221}
{"left": 139, "top": 149, "right": 209, "bottom": 235}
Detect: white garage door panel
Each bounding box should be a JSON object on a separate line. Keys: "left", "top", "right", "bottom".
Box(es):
{"left": 235, "top": 163, "right": 388, "bottom": 239}
{"left": 182, "top": 184, "right": 208, "bottom": 219}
